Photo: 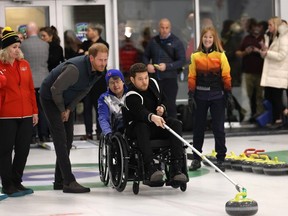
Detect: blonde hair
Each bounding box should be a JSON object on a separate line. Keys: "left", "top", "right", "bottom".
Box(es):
{"left": 0, "top": 45, "right": 24, "bottom": 63}
{"left": 196, "top": 26, "right": 224, "bottom": 52}
{"left": 269, "top": 16, "right": 282, "bottom": 40}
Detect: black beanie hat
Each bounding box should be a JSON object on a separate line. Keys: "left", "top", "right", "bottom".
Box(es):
{"left": 1, "top": 27, "right": 21, "bottom": 49}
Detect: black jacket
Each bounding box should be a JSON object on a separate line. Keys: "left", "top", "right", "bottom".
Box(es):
{"left": 124, "top": 78, "right": 167, "bottom": 125}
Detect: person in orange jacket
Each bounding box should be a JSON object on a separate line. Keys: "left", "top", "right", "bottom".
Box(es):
{"left": 0, "top": 27, "right": 38, "bottom": 197}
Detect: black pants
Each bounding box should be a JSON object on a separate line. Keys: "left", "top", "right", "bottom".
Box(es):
{"left": 128, "top": 118, "right": 184, "bottom": 166}
{"left": 193, "top": 97, "right": 227, "bottom": 162}
{"left": 0, "top": 118, "right": 33, "bottom": 188}
{"left": 264, "top": 87, "right": 285, "bottom": 123}
{"left": 40, "top": 97, "right": 75, "bottom": 185}
{"left": 158, "top": 78, "right": 178, "bottom": 118}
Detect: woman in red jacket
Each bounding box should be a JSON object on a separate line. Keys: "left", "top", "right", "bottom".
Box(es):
{"left": 0, "top": 27, "right": 38, "bottom": 197}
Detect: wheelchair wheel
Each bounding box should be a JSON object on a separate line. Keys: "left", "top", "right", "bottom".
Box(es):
{"left": 132, "top": 181, "right": 139, "bottom": 195}
{"left": 180, "top": 183, "right": 187, "bottom": 192}
{"left": 98, "top": 135, "right": 109, "bottom": 186}
{"left": 108, "top": 133, "right": 129, "bottom": 192}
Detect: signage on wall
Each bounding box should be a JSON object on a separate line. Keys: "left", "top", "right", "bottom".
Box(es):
{"left": 75, "top": 22, "right": 88, "bottom": 42}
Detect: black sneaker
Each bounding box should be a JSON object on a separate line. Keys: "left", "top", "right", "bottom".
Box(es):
{"left": 15, "top": 184, "right": 34, "bottom": 195}
{"left": 63, "top": 181, "right": 90, "bottom": 193}
{"left": 215, "top": 161, "right": 225, "bottom": 172}
{"left": 2, "top": 185, "right": 25, "bottom": 197}
{"left": 189, "top": 159, "right": 201, "bottom": 171}
{"left": 53, "top": 182, "right": 63, "bottom": 190}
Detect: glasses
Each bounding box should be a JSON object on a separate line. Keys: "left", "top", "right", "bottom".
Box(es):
{"left": 108, "top": 79, "right": 122, "bottom": 86}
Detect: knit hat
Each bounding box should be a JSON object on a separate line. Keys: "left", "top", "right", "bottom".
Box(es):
{"left": 1, "top": 27, "right": 21, "bottom": 49}
{"left": 105, "top": 69, "right": 125, "bottom": 84}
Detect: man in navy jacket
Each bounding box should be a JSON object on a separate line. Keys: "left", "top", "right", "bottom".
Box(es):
{"left": 40, "top": 43, "right": 109, "bottom": 193}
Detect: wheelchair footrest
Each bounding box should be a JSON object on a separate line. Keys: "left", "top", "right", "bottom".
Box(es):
{"left": 143, "top": 180, "right": 165, "bottom": 187}
{"left": 166, "top": 180, "right": 187, "bottom": 188}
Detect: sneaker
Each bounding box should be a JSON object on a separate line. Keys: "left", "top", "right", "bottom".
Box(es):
{"left": 170, "top": 161, "right": 188, "bottom": 182}
{"left": 189, "top": 159, "right": 201, "bottom": 171}
{"left": 53, "top": 182, "right": 63, "bottom": 190}
{"left": 1, "top": 185, "right": 25, "bottom": 197}
{"left": 145, "top": 163, "right": 164, "bottom": 182}
{"left": 63, "top": 181, "right": 90, "bottom": 193}
{"left": 215, "top": 161, "right": 225, "bottom": 172}
{"left": 15, "top": 184, "right": 34, "bottom": 195}
{"left": 150, "top": 170, "right": 164, "bottom": 182}
{"left": 0, "top": 193, "right": 8, "bottom": 201}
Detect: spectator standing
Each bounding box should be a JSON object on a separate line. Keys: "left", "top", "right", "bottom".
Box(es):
{"left": 21, "top": 21, "right": 50, "bottom": 143}
{"left": 259, "top": 17, "right": 288, "bottom": 127}
{"left": 0, "top": 27, "right": 38, "bottom": 197}
{"left": 119, "top": 37, "right": 141, "bottom": 84}
{"left": 143, "top": 18, "right": 186, "bottom": 118}
{"left": 188, "top": 26, "right": 233, "bottom": 172}
{"left": 39, "top": 43, "right": 109, "bottom": 193}
{"left": 236, "top": 21, "right": 265, "bottom": 122}
{"left": 64, "top": 30, "right": 82, "bottom": 60}
{"left": 79, "top": 23, "right": 109, "bottom": 140}
{"left": 40, "top": 26, "right": 64, "bottom": 71}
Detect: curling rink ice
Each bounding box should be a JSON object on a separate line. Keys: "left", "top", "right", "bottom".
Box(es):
{"left": 1, "top": 133, "right": 288, "bottom": 216}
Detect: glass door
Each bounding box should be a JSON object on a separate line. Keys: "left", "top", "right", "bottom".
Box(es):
{"left": 56, "top": 0, "right": 117, "bottom": 68}
{"left": 0, "top": 0, "right": 56, "bottom": 34}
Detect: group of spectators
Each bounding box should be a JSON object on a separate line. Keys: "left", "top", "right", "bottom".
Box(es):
{"left": 0, "top": 14, "right": 288, "bottom": 199}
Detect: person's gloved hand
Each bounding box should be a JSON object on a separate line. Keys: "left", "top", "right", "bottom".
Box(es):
{"left": 188, "top": 91, "right": 197, "bottom": 113}
{"left": 105, "top": 132, "right": 113, "bottom": 144}
{"left": 225, "top": 91, "right": 235, "bottom": 112}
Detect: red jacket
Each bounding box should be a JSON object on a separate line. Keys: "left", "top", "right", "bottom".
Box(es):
{"left": 0, "top": 71, "right": 7, "bottom": 110}
{"left": 0, "top": 59, "right": 38, "bottom": 118}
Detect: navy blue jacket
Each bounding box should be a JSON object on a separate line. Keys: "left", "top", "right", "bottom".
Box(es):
{"left": 143, "top": 34, "right": 185, "bottom": 80}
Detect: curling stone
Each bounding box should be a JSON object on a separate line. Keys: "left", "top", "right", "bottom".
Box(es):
{"left": 225, "top": 191, "right": 258, "bottom": 216}
{"left": 231, "top": 153, "right": 248, "bottom": 171}
{"left": 263, "top": 157, "right": 288, "bottom": 175}
{"left": 224, "top": 152, "right": 238, "bottom": 169}
{"left": 242, "top": 154, "right": 262, "bottom": 172}
{"left": 251, "top": 155, "right": 270, "bottom": 174}
{"left": 202, "top": 150, "right": 217, "bottom": 166}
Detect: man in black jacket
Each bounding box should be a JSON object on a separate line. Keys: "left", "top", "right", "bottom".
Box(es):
{"left": 125, "top": 63, "right": 187, "bottom": 183}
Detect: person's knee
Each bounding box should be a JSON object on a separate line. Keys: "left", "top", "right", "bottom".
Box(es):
{"left": 166, "top": 118, "right": 182, "bottom": 133}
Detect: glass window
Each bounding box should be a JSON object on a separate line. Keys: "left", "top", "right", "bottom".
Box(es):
{"left": 116, "top": 0, "right": 274, "bottom": 101}
{"left": 5, "top": 7, "right": 49, "bottom": 36}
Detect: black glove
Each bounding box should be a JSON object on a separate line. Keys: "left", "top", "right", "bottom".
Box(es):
{"left": 188, "top": 91, "right": 197, "bottom": 113}
{"left": 105, "top": 132, "right": 113, "bottom": 144}
{"left": 225, "top": 91, "right": 235, "bottom": 112}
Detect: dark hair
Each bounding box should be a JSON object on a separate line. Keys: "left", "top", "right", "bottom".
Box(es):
{"left": 129, "top": 63, "right": 147, "bottom": 78}
{"left": 39, "top": 26, "right": 61, "bottom": 45}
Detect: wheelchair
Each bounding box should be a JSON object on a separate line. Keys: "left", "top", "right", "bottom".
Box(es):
{"left": 98, "top": 129, "right": 189, "bottom": 194}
